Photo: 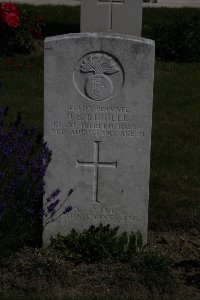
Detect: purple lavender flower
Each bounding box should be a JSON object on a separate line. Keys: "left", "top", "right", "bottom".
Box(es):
{"left": 51, "top": 209, "right": 56, "bottom": 218}
{"left": 63, "top": 206, "right": 72, "bottom": 214}
{"left": 47, "top": 199, "right": 60, "bottom": 213}
{"left": 50, "top": 189, "right": 61, "bottom": 199}
{"left": 0, "top": 108, "right": 52, "bottom": 225}
{"left": 5, "top": 181, "right": 16, "bottom": 197}
{"left": 39, "top": 208, "right": 45, "bottom": 216}
{"left": 68, "top": 189, "right": 74, "bottom": 197}
{"left": 29, "top": 126, "right": 37, "bottom": 136}
{"left": 0, "top": 107, "right": 73, "bottom": 252}
{"left": 16, "top": 163, "right": 26, "bottom": 175}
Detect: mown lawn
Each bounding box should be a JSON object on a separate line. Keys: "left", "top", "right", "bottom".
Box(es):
{"left": 150, "top": 62, "right": 200, "bottom": 226}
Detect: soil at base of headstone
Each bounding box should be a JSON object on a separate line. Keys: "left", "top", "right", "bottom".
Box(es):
{"left": 0, "top": 227, "right": 199, "bottom": 300}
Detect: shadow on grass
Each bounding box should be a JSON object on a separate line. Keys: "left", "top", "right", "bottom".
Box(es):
{"left": 44, "top": 22, "right": 80, "bottom": 37}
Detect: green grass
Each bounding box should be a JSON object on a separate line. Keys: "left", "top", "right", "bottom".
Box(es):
{"left": 0, "top": 5, "right": 199, "bottom": 228}
{"left": 0, "top": 55, "right": 43, "bottom": 131}
{"left": 149, "top": 62, "right": 200, "bottom": 226}
{"left": 142, "top": 7, "right": 200, "bottom": 37}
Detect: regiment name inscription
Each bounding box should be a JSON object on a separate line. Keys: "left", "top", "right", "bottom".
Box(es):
{"left": 50, "top": 105, "right": 144, "bottom": 138}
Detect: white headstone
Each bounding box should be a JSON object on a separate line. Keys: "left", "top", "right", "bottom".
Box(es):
{"left": 81, "top": 0, "right": 143, "bottom": 36}
{"left": 43, "top": 33, "right": 155, "bottom": 244}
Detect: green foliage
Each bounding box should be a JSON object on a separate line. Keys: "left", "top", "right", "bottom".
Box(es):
{"left": 154, "top": 16, "right": 200, "bottom": 62}
{"left": 131, "top": 250, "right": 176, "bottom": 293}
{"left": 143, "top": 9, "right": 200, "bottom": 62}
{"left": 0, "top": 5, "right": 44, "bottom": 56}
{"left": 0, "top": 108, "right": 51, "bottom": 257}
{"left": 47, "top": 224, "right": 147, "bottom": 263}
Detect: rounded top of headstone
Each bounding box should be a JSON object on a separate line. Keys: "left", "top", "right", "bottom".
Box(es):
{"left": 45, "top": 33, "right": 155, "bottom": 47}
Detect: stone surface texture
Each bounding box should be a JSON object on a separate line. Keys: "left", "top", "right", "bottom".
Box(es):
{"left": 43, "top": 33, "right": 155, "bottom": 244}
{"left": 81, "top": 0, "right": 142, "bottom": 36}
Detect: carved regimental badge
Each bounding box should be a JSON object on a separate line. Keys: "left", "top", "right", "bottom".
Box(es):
{"left": 74, "top": 52, "right": 124, "bottom": 101}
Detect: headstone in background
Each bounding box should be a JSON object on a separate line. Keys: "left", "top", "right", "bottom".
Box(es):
{"left": 81, "top": 0, "right": 143, "bottom": 36}
{"left": 43, "top": 33, "right": 155, "bottom": 245}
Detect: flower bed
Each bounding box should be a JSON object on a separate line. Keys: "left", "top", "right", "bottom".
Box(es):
{"left": 0, "top": 2, "right": 44, "bottom": 55}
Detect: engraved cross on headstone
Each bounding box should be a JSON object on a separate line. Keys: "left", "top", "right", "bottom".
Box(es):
{"left": 76, "top": 141, "right": 117, "bottom": 204}
{"left": 81, "top": 0, "right": 142, "bottom": 36}
{"left": 98, "top": 0, "right": 124, "bottom": 31}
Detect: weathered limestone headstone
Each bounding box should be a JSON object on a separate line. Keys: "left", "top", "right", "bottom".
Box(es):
{"left": 43, "top": 33, "right": 155, "bottom": 244}
{"left": 81, "top": 0, "right": 143, "bottom": 36}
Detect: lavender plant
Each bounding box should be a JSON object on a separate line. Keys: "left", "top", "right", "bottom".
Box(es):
{"left": 0, "top": 107, "right": 72, "bottom": 256}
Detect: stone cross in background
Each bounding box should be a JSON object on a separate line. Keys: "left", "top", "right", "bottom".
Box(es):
{"left": 81, "top": 0, "right": 142, "bottom": 36}
{"left": 98, "top": 0, "right": 125, "bottom": 31}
